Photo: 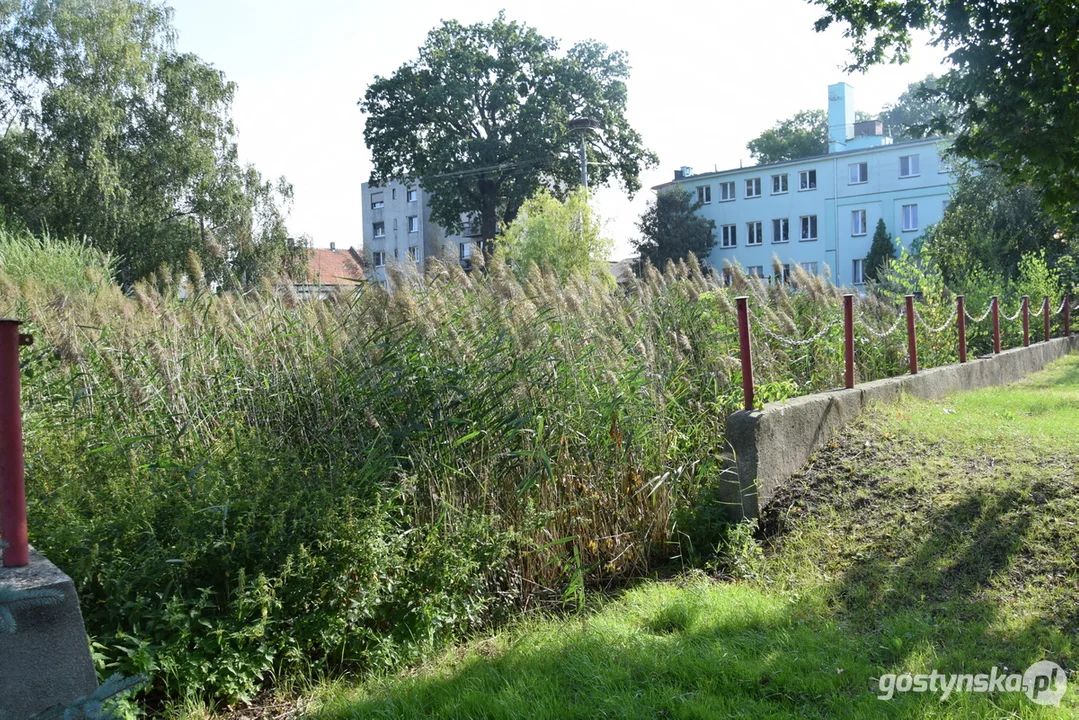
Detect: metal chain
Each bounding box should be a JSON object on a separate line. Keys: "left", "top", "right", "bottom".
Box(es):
{"left": 754, "top": 315, "right": 841, "bottom": 347}
{"left": 964, "top": 304, "right": 993, "bottom": 323}
{"left": 1056, "top": 298, "right": 1068, "bottom": 316}
{"left": 854, "top": 312, "right": 905, "bottom": 339}
{"left": 914, "top": 304, "right": 959, "bottom": 334}
{"left": 1000, "top": 303, "right": 1023, "bottom": 322}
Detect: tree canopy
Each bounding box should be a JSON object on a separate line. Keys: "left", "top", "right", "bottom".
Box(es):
{"left": 810, "top": 0, "right": 1079, "bottom": 231}
{"left": 498, "top": 188, "right": 612, "bottom": 282}
{"left": 360, "top": 12, "right": 657, "bottom": 245}
{"left": 878, "top": 75, "right": 956, "bottom": 141}
{"left": 0, "top": 0, "right": 304, "bottom": 284}
{"left": 746, "top": 110, "right": 829, "bottom": 164}
{"left": 633, "top": 189, "right": 716, "bottom": 271}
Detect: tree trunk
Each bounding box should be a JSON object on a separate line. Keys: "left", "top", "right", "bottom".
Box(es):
{"left": 479, "top": 178, "right": 498, "bottom": 260}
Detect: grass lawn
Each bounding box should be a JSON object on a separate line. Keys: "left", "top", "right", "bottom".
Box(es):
{"left": 310, "top": 355, "right": 1079, "bottom": 719}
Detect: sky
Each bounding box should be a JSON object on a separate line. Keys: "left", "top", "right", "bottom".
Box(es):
{"left": 167, "top": 0, "right": 950, "bottom": 259}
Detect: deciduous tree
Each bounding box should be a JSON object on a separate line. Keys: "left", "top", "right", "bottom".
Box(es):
{"left": 498, "top": 188, "right": 611, "bottom": 282}
{"left": 633, "top": 189, "right": 716, "bottom": 271}
{"left": 360, "top": 13, "right": 657, "bottom": 247}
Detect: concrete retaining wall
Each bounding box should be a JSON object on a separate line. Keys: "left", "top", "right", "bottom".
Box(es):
{"left": 723, "top": 336, "right": 1079, "bottom": 521}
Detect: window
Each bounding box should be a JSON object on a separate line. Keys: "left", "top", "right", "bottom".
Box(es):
{"left": 852, "top": 258, "right": 866, "bottom": 284}
{"left": 459, "top": 242, "right": 472, "bottom": 261}
{"left": 902, "top": 203, "right": 919, "bottom": 231}
{"left": 721, "top": 224, "right": 737, "bottom": 248}
{"left": 373, "top": 222, "right": 385, "bottom": 238}
{"left": 799, "top": 169, "right": 817, "bottom": 191}
{"left": 851, "top": 209, "right": 867, "bottom": 236}
{"left": 719, "top": 181, "right": 736, "bottom": 201}
{"left": 781, "top": 264, "right": 791, "bottom": 282}
{"left": 745, "top": 178, "right": 761, "bottom": 198}
{"left": 696, "top": 185, "right": 711, "bottom": 204}
{"left": 747, "top": 221, "right": 763, "bottom": 246}
{"left": 849, "top": 162, "right": 868, "bottom": 184}
{"left": 372, "top": 251, "right": 385, "bottom": 267}
{"left": 801, "top": 262, "right": 818, "bottom": 275}
{"left": 899, "top": 154, "right": 920, "bottom": 177}
{"left": 939, "top": 157, "right": 953, "bottom": 173}
{"left": 772, "top": 218, "right": 789, "bottom": 243}
{"left": 407, "top": 189, "right": 418, "bottom": 202}
{"left": 722, "top": 268, "right": 734, "bottom": 286}
{"left": 748, "top": 265, "right": 765, "bottom": 278}
{"left": 772, "top": 174, "right": 788, "bottom": 194}
{"left": 370, "top": 192, "right": 384, "bottom": 209}
{"left": 800, "top": 215, "right": 818, "bottom": 241}
{"left": 408, "top": 246, "right": 418, "bottom": 262}
{"left": 391, "top": 188, "right": 396, "bottom": 200}
{"left": 407, "top": 216, "right": 419, "bottom": 233}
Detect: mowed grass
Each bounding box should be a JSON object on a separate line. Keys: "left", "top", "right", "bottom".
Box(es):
{"left": 311, "top": 355, "right": 1079, "bottom": 719}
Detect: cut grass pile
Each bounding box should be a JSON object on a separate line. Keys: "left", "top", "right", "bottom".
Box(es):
{"left": 314, "top": 355, "right": 1079, "bottom": 719}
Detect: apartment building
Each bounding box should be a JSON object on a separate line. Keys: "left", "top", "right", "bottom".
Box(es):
{"left": 360, "top": 180, "right": 478, "bottom": 284}
{"left": 654, "top": 83, "right": 954, "bottom": 286}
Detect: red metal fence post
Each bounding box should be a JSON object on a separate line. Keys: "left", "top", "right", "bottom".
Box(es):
{"left": 0, "top": 319, "right": 30, "bottom": 567}
{"left": 736, "top": 296, "right": 754, "bottom": 411}
{"left": 992, "top": 296, "right": 1002, "bottom": 354}
{"left": 1022, "top": 295, "right": 1030, "bottom": 347}
{"left": 957, "top": 295, "right": 967, "bottom": 363}
{"left": 1066, "top": 295, "right": 1072, "bottom": 337}
{"left": 1043, "top": 295, "right": 1051, "bottom": 342}
{"left": 905, "top": 295, "right": 918, "bottom": 375}
{"left": 844, "top": 294, "right": 854, "bottom": 389}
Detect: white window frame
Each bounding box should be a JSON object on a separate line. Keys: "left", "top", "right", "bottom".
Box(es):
{"left": 781, "top": 264, "right": 791, "bottom": 282}
{"left": 772, "top": 218, "right": 789, "bottom": 244}
{"left": 799, "top": 169, "right": 817, "bottom": 191}
{"left": 899, "top": 154, "right": 920, "bottom": 178}
{"left": 747, "top": 221, "right": 763, "bottom": 246}
{"left": 801, "top": 262, "right": 818, "bottom": 275}
{"left": 407, "top": 215, "right": 419, "bottom": 233}
{"left": 771, "top": 174, "right": 788, "bottom": 195}
{"left": 373, "top": 222, "right": 385, "bottom": 238}
{"left": 371, "top": 194, "right": 384, "bottom": 209}
{"left": 372, "top": 251, "right": 385, "bottom": 267}
{"left": 902, "top": 203, "right": 919, "bottom": 232}
{"left": 748, "top": 265, "right": 764, "bottom": 278}
{"left": 852, "top": 258, "right": 865, "bottom": 285}
{"left": 851, "top": 209, "right": 867, "bottom": 237}
{"left": 408, "top": 246, "right": 418, "bottom": 262}
{"left": 849, "top": 162, "right": 868, "bottom": 185}
{"left": 720, "top": 224, "right": 737, "bottom": 248}
{"left": 800, "top": 215, "right": 818, "bottom": 241}
{"left": 459, "top": 242, "right": 472, "bottom": 260}
{"left": 745, "top": 178, "right": 761, "bottom": 198}
{"left": 407, "top": 189, "right": 418, "bottom": 202}
{"left": 719, "top": 181, "right": 736, "bottom": 202}
{"left": 696, "top": 185, "right": 711, "bottom": 204}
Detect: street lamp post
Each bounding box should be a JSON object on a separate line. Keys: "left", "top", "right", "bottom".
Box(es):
{"left": 567, "top": 116, "right": 601, "bottom": 191}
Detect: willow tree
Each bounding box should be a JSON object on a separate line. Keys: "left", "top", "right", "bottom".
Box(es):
{"left": 360, "top": 12, "right": 657, "bottom": 246}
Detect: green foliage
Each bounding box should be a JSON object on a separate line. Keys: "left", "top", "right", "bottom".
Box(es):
{"left": 360, "top": 12, "right": 657, "bottom": 242}
{"left": 811, "top": 0, "right": 1079, "bottom": 231}
{"left": 878, "top": 75, "right": 957, "bottom": 140}
{"left": 0, "top": 584, "right": 64, "bottom": 634}
{"left": 922, "top": 163, "right": 1062, "bottom": 286}
{"left": 0, "top": 228, "right": 117, "bottom": 293}
{"left": 864, "top": 218, "right": 896, "bottom": 283}
{"left": 30, "top": 674, "right": 147, "bottom": 720}
{"left": 0, "top": 0, "right": 303, "bottom": 284}
{"left": 633, "top": 189, "right": 717, "bottom": 270}
{"left": 746, "top": 109, "right": 828, "bottom": 163}
{"left": 498, "top": 189, "right": 612, "bottom": 283}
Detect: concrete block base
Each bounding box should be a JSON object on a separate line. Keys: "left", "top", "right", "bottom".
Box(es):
{"left": 724, "top": 337, "right": 1079, "bottom": 522}
{"left": 0, "top": 548, "right": 97, "bottom": 718}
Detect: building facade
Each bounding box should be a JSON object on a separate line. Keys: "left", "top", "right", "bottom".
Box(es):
{"left": 653, "top": 83, "right": 954, "bottom": 286}
{"left": 360, "top": 180, "right": 478, "bottom": 284}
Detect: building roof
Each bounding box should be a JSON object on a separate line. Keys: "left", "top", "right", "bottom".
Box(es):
{"left": 653, "top": 136, "right": 950, "bottom": 192}
{"left": 305, "top": 247, "right": 364, "bottom": 285}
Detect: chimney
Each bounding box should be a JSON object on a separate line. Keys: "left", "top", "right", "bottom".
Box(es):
{"left": 828, "top": 82, "right": 854, "bottom": 153}
{"left": 674, "top": 169, "right": 684, "bottom": 180}
{"left": 330, "top": 241, "right": 336, "bottom": 252}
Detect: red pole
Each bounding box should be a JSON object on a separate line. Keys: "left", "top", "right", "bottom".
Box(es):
{"left": 1043, "top": 296, "right": 1051, "bottom": 342}
{"left": 844, "top": 294, "right": 854, "bottom": 389}
{"left": 906, "top": 295, "right": 918, "bottom": 375}
{"left": 957, "top": 295, "right": 967, "bottom": 363}
{"left": 736, "top": 296, "right": 754, "bottom": 411}
{"left": 992, "top": 296, "right": 1002, "bottom": 354}
{"left": 1022, "top": 295, "right": 1030, "bottom": 347}
{"left": 1066, "top": 295, "right": 1072, "bottom": 337}
{"left": 0, "top": 320, "right": 31, "bottom": 567}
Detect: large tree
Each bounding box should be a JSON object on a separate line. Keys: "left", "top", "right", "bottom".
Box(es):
{"left": 746, "top": 110, "right": 829, "bottom": 164}
{"left": 633, "top": 189, "right": 716, "bottom": 271}
{"left": 810, "top": 0, "right": 1079, "bottom": 231}
{"left": 878, "top": 75, "right": 957, "bottom": 141}
{"left": 360, "top": 13, "right": 657, "bottom": 246}
{"left": 0, "top": 0, "right": 304, "bottom": 284}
